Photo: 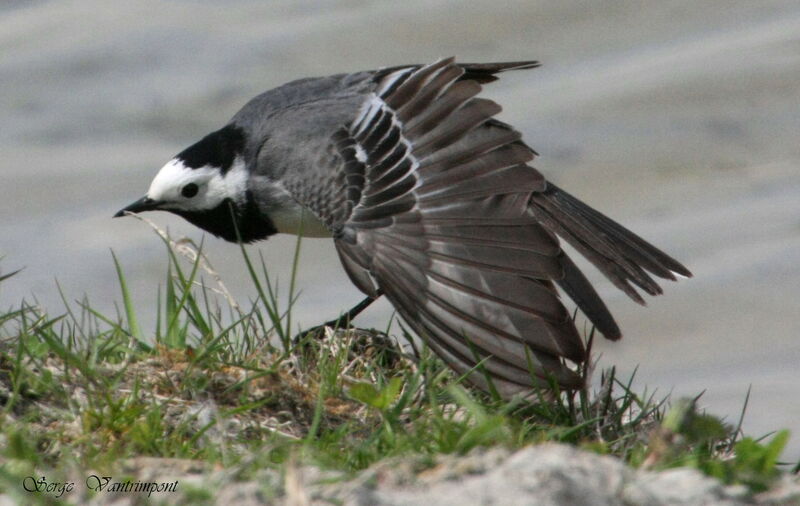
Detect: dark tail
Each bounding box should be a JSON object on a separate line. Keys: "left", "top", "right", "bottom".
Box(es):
{"left": 530, "top": 183, "right": 692, "bottom": 309}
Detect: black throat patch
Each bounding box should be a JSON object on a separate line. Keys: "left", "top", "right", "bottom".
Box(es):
{"left": 172, "top": 192, "right": 277, "bottom": 243}
{"left": 176, "top": 124, "right": 246, "bottom": 174}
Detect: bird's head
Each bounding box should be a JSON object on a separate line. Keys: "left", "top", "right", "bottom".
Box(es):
{"left": 115, "top": 124, "right": 247, "bottom": 217}
{"left": 115, "top": 124, "right": 277, "bottom": 242}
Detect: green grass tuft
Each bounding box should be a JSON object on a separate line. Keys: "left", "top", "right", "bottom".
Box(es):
{"left": 0, "top": 232, "right": 795, "bottom": 501}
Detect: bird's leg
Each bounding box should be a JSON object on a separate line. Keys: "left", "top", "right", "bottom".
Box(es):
{"left": 317, "top": 293, "right": 380, "bottom": 331}
{"left": 293, "top": 290, "right": 383, "bottom": 342}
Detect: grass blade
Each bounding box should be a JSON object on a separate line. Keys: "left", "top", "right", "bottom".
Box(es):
{"left": 110, "top": 249, "right": 143, "bottom": 342}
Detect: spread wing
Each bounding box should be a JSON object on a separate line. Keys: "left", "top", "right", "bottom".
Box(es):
{"left": 294, "top": 58, "right": 690, "bottom": 397}
{"left": 329, "top": 58, "right": 587, "bottom": 396}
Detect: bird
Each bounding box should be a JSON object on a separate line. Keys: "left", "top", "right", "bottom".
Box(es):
{"left": 115, "top": 57, "right": 691, "bottom": 398}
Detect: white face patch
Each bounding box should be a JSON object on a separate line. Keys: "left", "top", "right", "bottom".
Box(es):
{"left": 146, "top": 158, "right": 248, "bottom": 211}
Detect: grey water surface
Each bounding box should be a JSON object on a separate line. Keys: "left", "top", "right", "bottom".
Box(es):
{"left": 2, "top": 0, "right": 798, "bottom": 459}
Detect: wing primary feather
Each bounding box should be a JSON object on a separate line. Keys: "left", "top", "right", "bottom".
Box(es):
{"left": 555, "top": 253, "right": 622, "bottom": 340}
{"left": 405, "top": 80, "right": 482, "bottom": 138}
{"left": 397, "top": 64, "right": 464, "bottom": 121}
{"left": 383, "top": 57, "right": 454, "bottom": 108}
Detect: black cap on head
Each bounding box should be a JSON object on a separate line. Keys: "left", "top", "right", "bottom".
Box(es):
{"left": 176, "top": 124, "right": 246, "bottom": 174}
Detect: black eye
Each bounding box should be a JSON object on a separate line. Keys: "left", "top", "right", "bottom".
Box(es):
{"left": 181, "top": 183, "right": 199, "bottom": 198}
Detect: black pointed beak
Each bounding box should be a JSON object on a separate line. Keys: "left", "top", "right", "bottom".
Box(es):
{"left": 114, "top": 196, "right": 160, "bottom": 218}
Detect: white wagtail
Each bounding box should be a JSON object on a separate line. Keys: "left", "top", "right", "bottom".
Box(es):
{"left": 116, "top": 58, "right": 691, "bottom": 397}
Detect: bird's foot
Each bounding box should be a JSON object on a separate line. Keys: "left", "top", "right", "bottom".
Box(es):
{"left": 291, "top": 293, "right": 382, "bottom": 345}
{"left": 291, "top": 325, "right": 405, "bottom": 372}
{"left": 291, "top": 316, "right": 352, "bottom": 345}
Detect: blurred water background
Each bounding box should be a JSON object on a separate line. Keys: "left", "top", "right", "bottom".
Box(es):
{"left": 1, "top": 0, "right": 798, "bottom": 459}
